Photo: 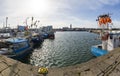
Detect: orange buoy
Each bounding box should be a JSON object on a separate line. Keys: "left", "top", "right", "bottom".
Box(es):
{"left": 103, "top": 17, "right": 107, "bottom": 24}
{"left": 97, "top": 14, "right": 112, "bottom": 27}
{"left": 99, "top": 18, "right": 103, "bottom": 26}
{"left": 106, "top": 17, "right": 112, "bottom": 23}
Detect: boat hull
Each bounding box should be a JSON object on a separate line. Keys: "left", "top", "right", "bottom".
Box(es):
{"left": 32, "top": 38, "right": 43, "bottom": 44}
{"left": 48, "top": 34, "right": 55, "bottom": 39}
{"left": 9, "top": 46, "right": 33, "bottom": 59}
{"left": 91, "top": 46, "right": 108, "bottom": 57}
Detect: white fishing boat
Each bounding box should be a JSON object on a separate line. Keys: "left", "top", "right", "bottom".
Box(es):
{"left": 91, "top": 14, "right": 120, "bottom": 57}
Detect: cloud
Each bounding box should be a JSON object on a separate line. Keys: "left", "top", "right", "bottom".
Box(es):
{"left": 112, "top": 20, "right": 120, "bottom": 28}
{"left": 99, "top": 0, "right": 120, "bottom": 5}
{"left": 0, "top": 0, "right": 120, "bottom": 28}
{"left": 61, "top": 0, "right": 120, "bottom": 10}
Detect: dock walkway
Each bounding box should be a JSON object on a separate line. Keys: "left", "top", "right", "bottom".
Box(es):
{"left": 1, "top": 48, "right": 120, "bottom": 76}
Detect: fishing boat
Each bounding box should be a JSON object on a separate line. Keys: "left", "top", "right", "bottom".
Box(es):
{"left": 0, "top": 38, "right": 33, "bottom": 58}
{"left": 31, "top": 33, "right": 43, "bottom": 44}
{"left": 91, "top": 14, "right": 120, "bottom": 57}
{"left": 38, "top": 26, "right": 55, "bottom": 39}
{"left": 0, "top": 27, "right": 13, "bottom": 39}
{"left": 48, "top": 33, "right": 55, "bottom": 39}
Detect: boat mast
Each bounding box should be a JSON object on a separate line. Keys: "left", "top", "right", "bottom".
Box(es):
{"left": 6, "top": 17, "right": 8, "bottom": 28}
{"left": 3, "top": 22, "right": 5, "bottom": 28}
{"left": 31, "top": 17, "right": 34, "bottom": 28}
{"left": 26, "top": 17, "right": 29, "bottom": 27}
{"left": 97, "top": 14, "right": 112, "bottom": 50}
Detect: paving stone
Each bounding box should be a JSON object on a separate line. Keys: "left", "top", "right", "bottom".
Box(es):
{"left": 9, "top": 66, "right": 19, "bottom": 74}
{"left": 18, "top": 70, "right": 35, "bottom": 76}
{"left": 0, "top": 62, "right": 8, "bottom": 72}
{"left": 17, "top": 63, "right": 33, "bottom": 71}
{"left": 96, "top": 61, "right": 110, "bottom": 72}
{"left": 3, "top": 57, "right": 18, "bottom": 66}
{"left": 115, "top": 63, "right": 120, "bottom": 71}
{"left": 108, "top": 68, "right": 120, "bottom": 76}
{"left": 90, "top": 65, "right": 102, "bottom": 75}
{"left": 0, "top": 74, "right": 3, "bottom": 76}
{"left": 104, "top": 58, "right": 115, "bottom": 65}
{"left": 80, "top": 71, "right": 95, "bottom": 76}
{"left": 0, "top": 74, "right": 2, "bottom": 76}
{"left": 15, "top": 75, "right": 19, "bottom": 76}
{"left": 63, "top": 72, "right": 79, "bottom": 76}
{"left": 1, "top": 67, "right": 15, "bottom": 76}
{"left": 0, "top": 59, "right": 5, "bottom": 63}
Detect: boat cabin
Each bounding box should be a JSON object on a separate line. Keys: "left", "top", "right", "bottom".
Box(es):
{"left": 107, "top": 32, "right": 120, "bottom": 51}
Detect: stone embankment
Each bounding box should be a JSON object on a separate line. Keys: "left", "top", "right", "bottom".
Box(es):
{"left": 1, "top": 48, "right": 120, "bottom": 76}
{"left": 0, "top": 55, "right": 40, "bottom": 76}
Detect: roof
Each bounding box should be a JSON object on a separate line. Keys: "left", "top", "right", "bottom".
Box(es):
{"left": 6, "top": 38, "right": 27, "bottom": 43}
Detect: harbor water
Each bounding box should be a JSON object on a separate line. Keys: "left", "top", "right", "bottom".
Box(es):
{"left": 26, "top": 31, "right": 101, "bottom": 68}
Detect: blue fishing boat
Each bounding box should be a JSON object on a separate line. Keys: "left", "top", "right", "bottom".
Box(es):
{"left": 41, "top": 33, "right": 49, "bottom": 39}
{"left": 91, "top": 14, "right": 120, "bottom": 57}
{"left": 91, "top": 44, "right": 108, "bottom": 57}
{"left": 38, "top": 26, "right": 55, "bottom": 39}
{"left": 0, "top": 38, "right": 33, "bottom": 58}
{"left": 31, "top": 33, "right": 43, "bottom": 44}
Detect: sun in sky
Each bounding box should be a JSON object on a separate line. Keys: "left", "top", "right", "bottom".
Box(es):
{"left": 27, "top": 0, "right": 51, "bottom": 15}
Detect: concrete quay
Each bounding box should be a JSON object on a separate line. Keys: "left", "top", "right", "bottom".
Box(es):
{"left": 0, "top": 55, "right": 40, "bottom": 76}
{"left": 1, "top": 48, "right": 120, "bottom": 76}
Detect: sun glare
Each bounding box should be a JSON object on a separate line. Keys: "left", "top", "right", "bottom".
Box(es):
{"left": 28, "top": 0, "right": 50, "bottom": 15}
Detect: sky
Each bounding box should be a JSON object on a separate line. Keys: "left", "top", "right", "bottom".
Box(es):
{"left": 0, "top": 0, "right": 120, "bottom": 28}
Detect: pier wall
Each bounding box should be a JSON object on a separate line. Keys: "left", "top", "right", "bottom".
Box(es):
{"left": 1, "top": 48, "right": 120, "bottom": 76}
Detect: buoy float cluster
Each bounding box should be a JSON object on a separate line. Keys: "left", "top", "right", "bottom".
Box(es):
{"left": 97, "top": 14, "right": 112, "bottom": 26}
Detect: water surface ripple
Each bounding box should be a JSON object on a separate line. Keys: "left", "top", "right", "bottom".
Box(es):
{"left": 30, "top": 31, "right": 100, "bottom": 68}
